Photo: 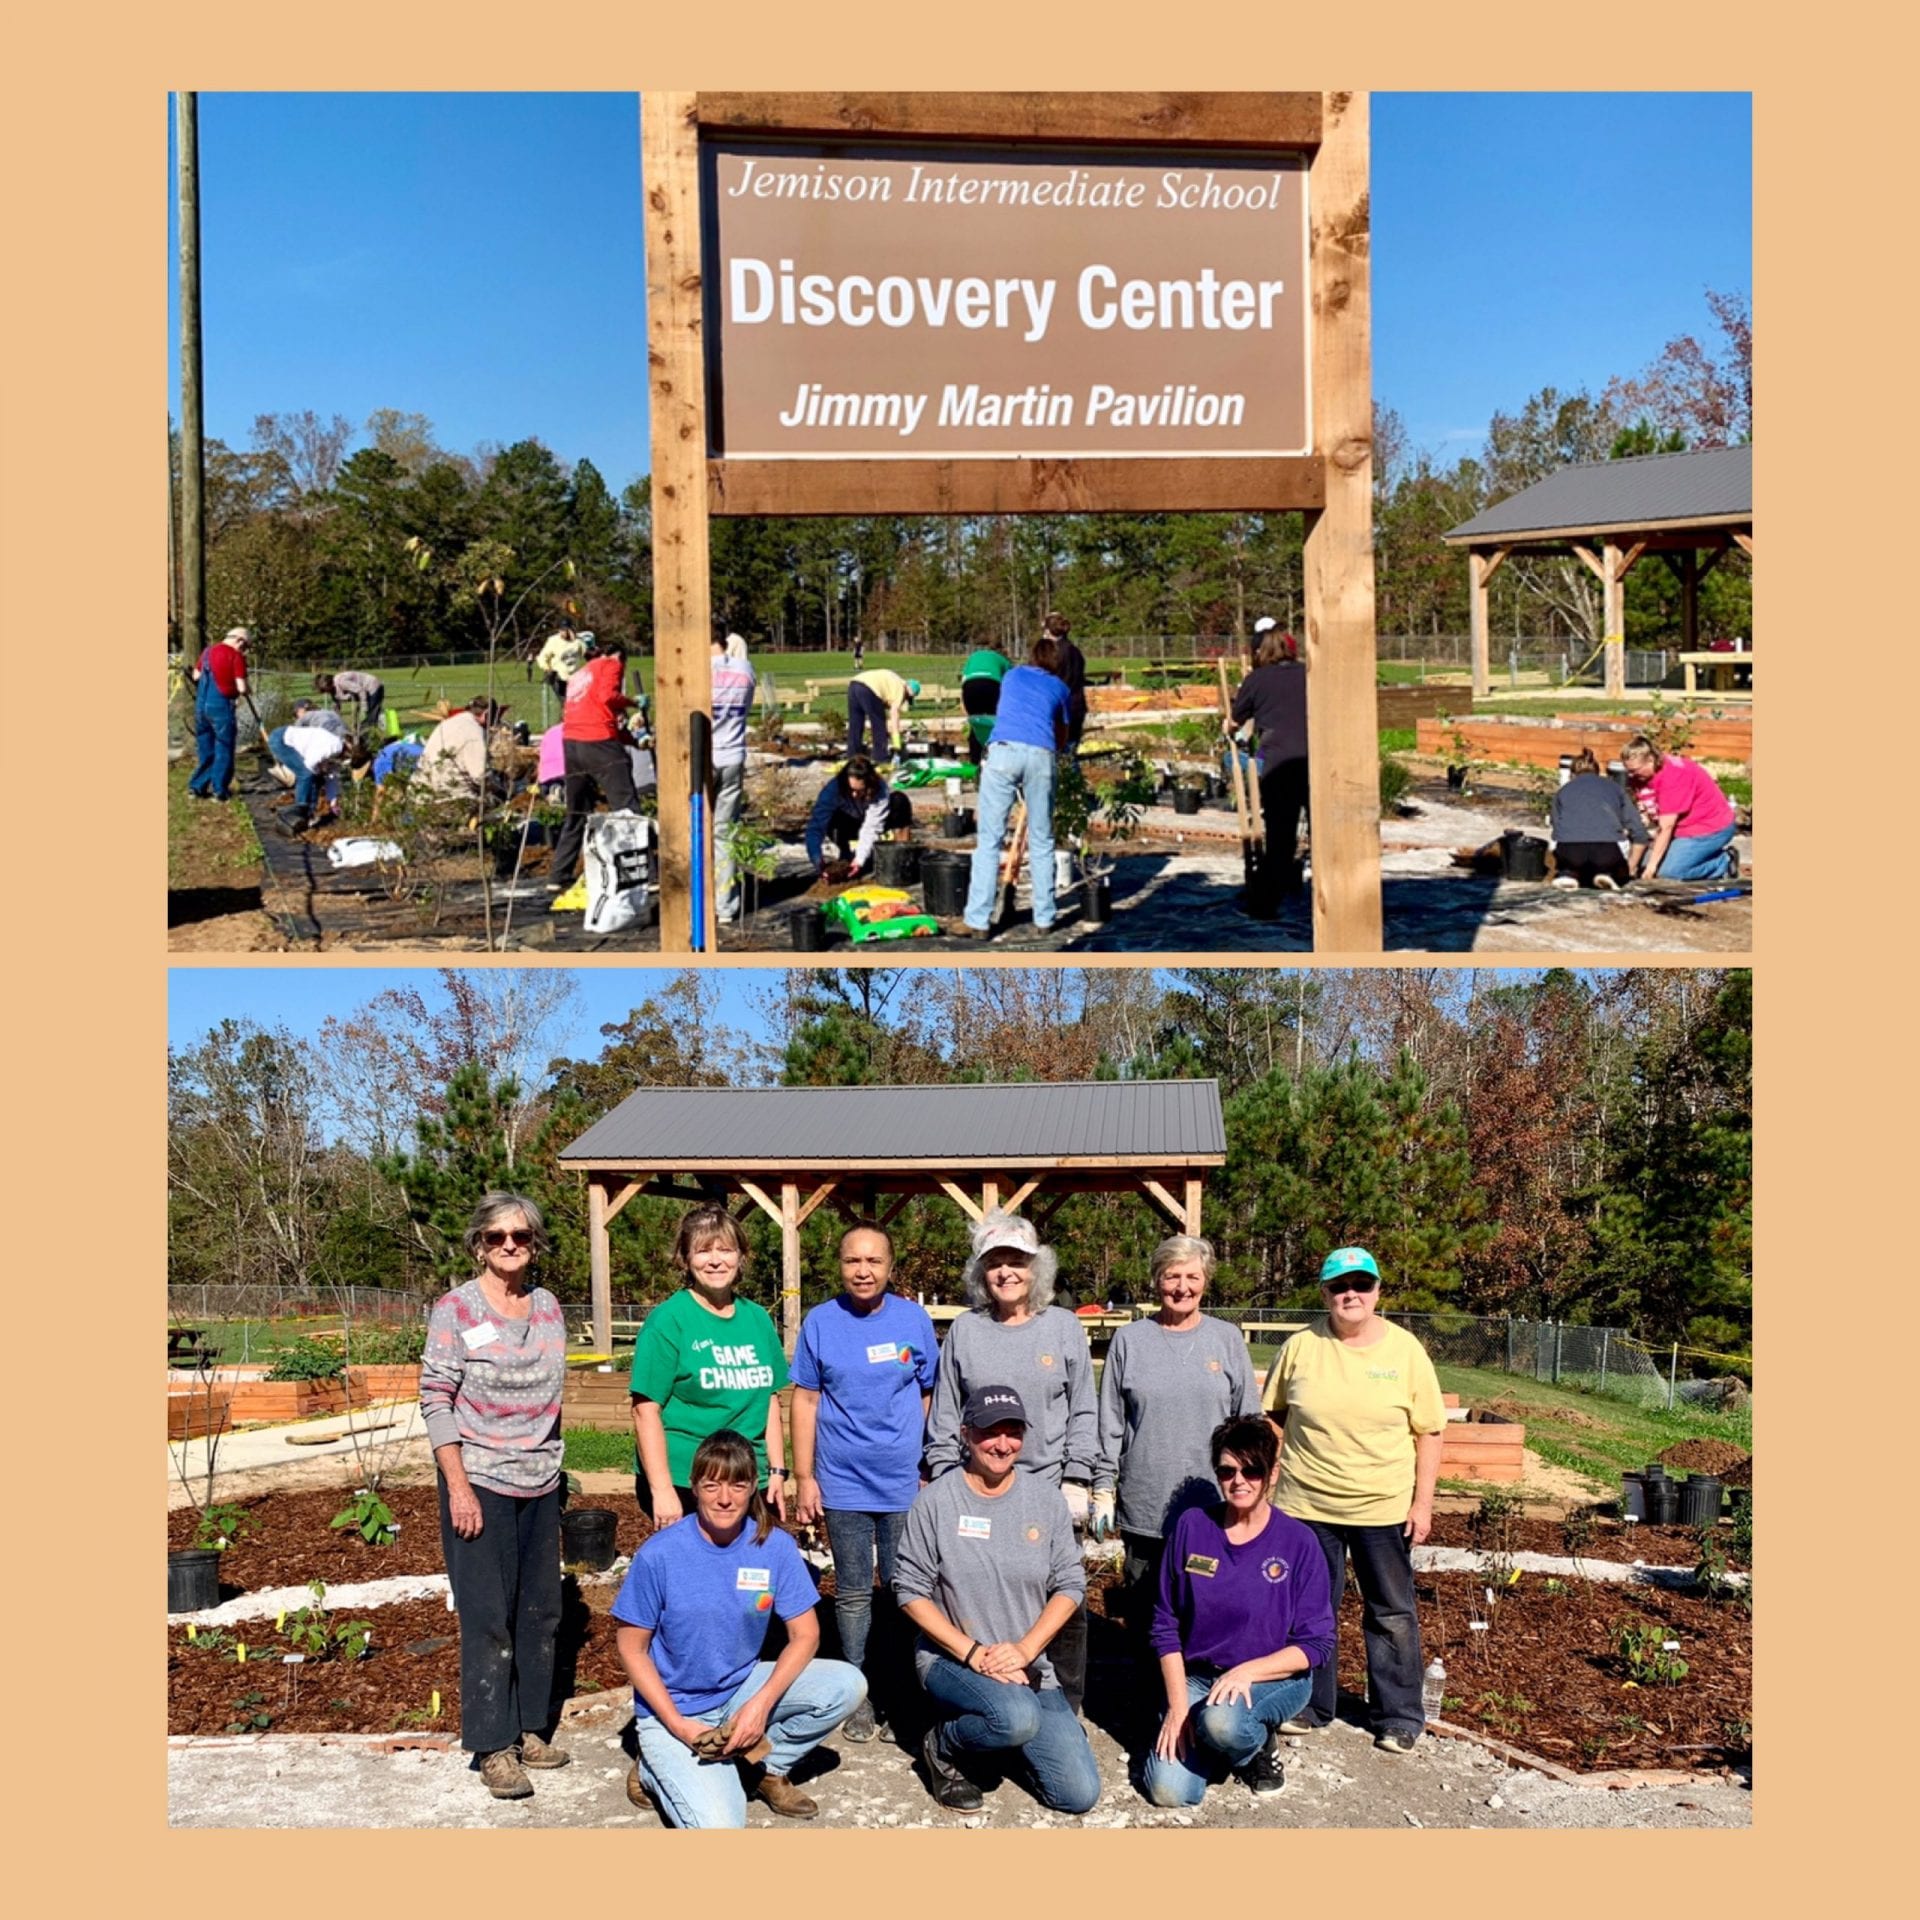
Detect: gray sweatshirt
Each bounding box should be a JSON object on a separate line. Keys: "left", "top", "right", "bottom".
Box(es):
{"left": 418, "top": 1281, "right": 568, "bottom": 1497}
{"left": 924, "top": 1306, "right": 1096, "bottom": 1485}
{"left": 1551, "top": 773, "right": 1649, "bottom": 846}
{"left": 1094, "top": 1316, "right": 1260, "bottom": 1537}
{"left": 894, "top": 1467, "right": 1086, "bottom": 1688}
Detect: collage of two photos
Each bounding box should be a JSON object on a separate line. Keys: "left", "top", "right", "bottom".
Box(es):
{"left": 164, "top": 91, "right": 1754, "bottom": 1838}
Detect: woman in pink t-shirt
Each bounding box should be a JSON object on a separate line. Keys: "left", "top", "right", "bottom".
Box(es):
{"left": 1621, "top": 736, "right": 1740, "bottom": 882}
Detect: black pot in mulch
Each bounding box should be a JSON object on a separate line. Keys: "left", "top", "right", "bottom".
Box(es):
{"left": 560, "top": 1507, "right": 618, "bottom": 1572}
{"left": 169, "top": 1548, "right": 222, "bottom": 1613}
{"left": 790, "top": 906, "right": 828, "bottom": 952}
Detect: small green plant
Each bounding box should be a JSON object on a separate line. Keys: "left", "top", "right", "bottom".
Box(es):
{"left": 182, "top": 1623, "right": 234, "bottom": 1656}
{"left": 1615, "top": 1616, "right": 1689, "bottom": 1685}
{"left": 282, "top": 1580, "right": 375, "bottom": 1662}
{"left": 1471, "top": 1484, "right": 1523, "bottom": 1571}
{"left": 1560, "top": 1503, "right": 1600, "bottom": 1567}
{"left": 1720, "top": 1717, "right": 1752, "bottom": 1753}
{"left": 194, "top": 1501, "right": 255, "bottom": 1552}
{"left": 1543, "top": 1577, "right": 1567, "bottom": 1596}
{"left": 1379, "top": 754, "right": 1414, "bottom": 814}
{"left": 717, "top": 817, "right": 781, "bottom": 917}
{"left": 266, "top": 1339, "right": 345, "bottom": 1383}
{"left": 332, "top": 1488, "right": 398, "bottom": 1547}
{"left": 351, "top": 1321, "right": 428, "bottom": 1365}
{"left": 1693, "top": 1522, "right": 1735, "bottom": 1603}
{"left": 1579, "top": 1734, "right": 1610, "bottom": 1763}
{"left": 225, "top": 1689, "right": 273, "bottom": 1734}
{"left": 1474, "top": 1691, "right": 1535, "bottom": 1737}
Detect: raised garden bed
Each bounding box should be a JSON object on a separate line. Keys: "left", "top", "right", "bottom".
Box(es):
{"left": 347, "top": 1364, "right": 422, "bottom": 1399}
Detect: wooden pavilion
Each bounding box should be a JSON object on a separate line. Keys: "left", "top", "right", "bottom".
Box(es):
{"left": 1443, "top": 443, "right": 1753, "bottom": 698}
{"left": 557, "top": 1080, "right": 1227, "bottom": 1351}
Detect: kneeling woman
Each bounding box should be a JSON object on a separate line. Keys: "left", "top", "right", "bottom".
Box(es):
{"left": 1144, "top": 1416, "right": 1335, "bottom": 1807}
{"left": 895, "top": 1386, "right": 1100, "bottom": 1815}
{"left": 611, "top": 1431, "right": 865, "bottom": 1828}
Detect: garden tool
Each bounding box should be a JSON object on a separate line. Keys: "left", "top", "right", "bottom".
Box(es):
{"left": 998, "top": 798, "right": 1029, "bottom": 926}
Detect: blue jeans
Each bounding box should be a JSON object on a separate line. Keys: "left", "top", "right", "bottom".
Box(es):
{"left": 922, "top": 1656, "right": 1101, "bottom": 1813}
{"left": 1656, "top": 823, "right": 1737, "bottom": 881}
{"left": 964, "top": 741, "right": 1058, "bottom": 930}
{"left": 267, "top": 727, "right": 322, "bottom": 810}
{"left": 632, "top": 1658, "right": 866, "bottom": 1829}
{"left": 189, "top": 688, "right": 237, "bottom": 798}
{"left": 821, "top": 1507, "right": 908, "bottom": 1671}
{"left": 1142, "top": 1671, "right": 1313, "bottom": 1807}
{"left": 1300, "top": 1518, "right": 1424, "bottom": 1739}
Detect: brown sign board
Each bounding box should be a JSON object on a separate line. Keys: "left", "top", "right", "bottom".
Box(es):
{"left": 705, "top": 144, "right": 1309, "bottom": 460}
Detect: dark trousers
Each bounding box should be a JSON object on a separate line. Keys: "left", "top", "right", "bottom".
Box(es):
{"left": 1300, "top": 1517, "right": 1424, "bottom": 1738}
{"left": 1118, "top": 1530, "right": 1167, "bottom": 1671}
{"left": 846, "top": 681, "right": 890, "bottom": 761}
{"left": 1256, "top": 758, "right": 1310, "bottom": 896}
{"left": 437, "top": 1476, "right": 563, "bottom": 1755}
{"left": 550, "top": 735, "right": 639, "bottom": 887}
{"left": 1554, "top": 840, "right": 1631, "bottom": 886}
{"left": 1049, "top": 1604, "right": 1089, "bottom": 1716}
{"left": 823, "top": 1507, "right": 910, "bottom": 1716}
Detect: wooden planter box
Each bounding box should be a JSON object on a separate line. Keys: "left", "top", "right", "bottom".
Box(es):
{"left": 166, "top": 1390, "right": 233, "bottom": 1440}
{"left": 1440, "top": 1418, "right": 1527, "bottom": 1484}
{"left": 563, "top": 1367, "right": 633, "bottom": 1431}
{"left": 223, "top": 1377, "right": 371, "bottom": 1423}
{"left": 348, "top": 1364, "right": 422, "bottom": 1400}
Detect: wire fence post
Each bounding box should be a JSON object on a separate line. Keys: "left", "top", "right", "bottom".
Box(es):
{"left": 1599, "top": 1327, "right": 1609, "bottom": 1393}
{"left": 1668, "top": 1342, "right": 1679, "bottom": 1409}
{"left": 1506, "top": 1316, "right": 1515, "bottom": 1373}
{"left": 1553, "top": 1321, "right": 1563, "bottom": 1385}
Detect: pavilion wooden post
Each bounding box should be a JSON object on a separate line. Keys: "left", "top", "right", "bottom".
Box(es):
{"left": 588, "top": 1177, "right": 613, "bottom": 1355}
{"left": 1602, "top": 539, "right": 1627, "bottom": 697}
{"left": 1469, "top": 551, "right": 1492, "bottom": 700}
{"left": 1184, "top": 1178, "right": 1204, "bottom": 1235}
{"left": 642, "top": 92, "right": 714, "bottom": 953}
{"left": 1301, "top": 91, "right": 1383, "bottom": 951}
{"left": 780, "top": 1182, "right": 803, "bottom": 1353}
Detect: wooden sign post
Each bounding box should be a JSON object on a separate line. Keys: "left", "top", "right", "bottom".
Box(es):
{"left": 642, "top": 90, "right": 1382, "bottom": 952}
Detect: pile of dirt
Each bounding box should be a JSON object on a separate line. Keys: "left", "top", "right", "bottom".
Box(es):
{"left": 1657, "top": 1439, "right": 1751, "bottom": 1477}
{"left": 1719, "top": 1456, "right": 1753, "bottom": 1489}
{"left": 1482, "top": 1397, "right": 1604, "bottom": 1431}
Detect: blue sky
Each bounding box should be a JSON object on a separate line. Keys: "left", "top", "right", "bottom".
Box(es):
{"left": 166, "top": 93, "right": 1750, "bottom": 485}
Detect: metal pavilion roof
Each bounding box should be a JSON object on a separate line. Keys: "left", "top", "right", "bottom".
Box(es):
{"left": 1444, "top": 443, "right": 1752, "bottom": 544}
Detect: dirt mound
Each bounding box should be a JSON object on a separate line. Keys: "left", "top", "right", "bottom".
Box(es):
{"left": 1656, "top": 1438, "right": 1751, "bottom": 1476}
{"left": 1720, "top": 1456, "right": 1753, "bottom": 1488}
{"left": 1482, "top": 1397, "right": 1604, "bottom": 1431}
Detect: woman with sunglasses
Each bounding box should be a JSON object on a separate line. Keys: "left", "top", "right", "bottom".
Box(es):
{"left": 630, "top": 1206, "right": 789, "bottom": 1529}
{"left": 1259, "top": 1247, "right": 1447, "bottom": 1753}
{"left": 420, "top": 1193, "right": 572, "bottom": 1799}
{"left": 1143, "top": 1415, "right": 1335, "bottom": 1806}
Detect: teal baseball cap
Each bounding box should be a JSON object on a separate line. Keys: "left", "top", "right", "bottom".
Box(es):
{"left": 1319, "top": 1247, "right": 1381, "bottom": 1288}
{"left": 905, "top": 679, "right": 921, "bottom": 699}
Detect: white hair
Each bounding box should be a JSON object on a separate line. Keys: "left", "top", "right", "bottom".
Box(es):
{"left": 961, "top": 1213, "right": 1058, "bottom": 1312}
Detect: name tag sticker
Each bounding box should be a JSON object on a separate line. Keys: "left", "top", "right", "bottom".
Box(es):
{"left": 958, "top": 1515, "right": 992, "bottom": 1540}
{"left": 865, "top": 1342, "right": 901, "bottom": 1364}
{"left": 459, "top": 1322, "right": 500, "bottom": 1350}
{"left": 1184, "top": 1553, "right": 1220, "bottom": 1578}
{"left": 736, "top": 1566, "right": 771, "bottom": 1592}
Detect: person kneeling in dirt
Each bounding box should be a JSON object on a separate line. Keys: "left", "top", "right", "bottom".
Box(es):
{"left": 268, "top": 706, "right": 362, "bottom": 835}
{"left": 1620, "top": 734, "right": 1741, "bottom": 883}
{"left": 1550, "top": 748, "right": 1649, "bottom": 890}
{"left": 1142, "top": 1415, "right": 1334, "bottom": 1808}
{"left": 895, "top": 1385, "right": 1101, "bottom": 1816}
{"left": 418, "top": 696, "right": 510, "bottom": 815}
{"left": 804, "top": 754, "right": 911, "bottom": 881}
{"left": 613, "top": 1429, "right": 866, "bottom": 1827}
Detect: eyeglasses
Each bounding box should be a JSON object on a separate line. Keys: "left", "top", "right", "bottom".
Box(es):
{"left": 1215, "top": 1463, "right": 1263, "bottom": 1485}
{"left": 482, "top": 1228, "right": 534, "bottom": 1249}
{"left": 1322, "top": 1279, "right": 1378, "bottom": 1295}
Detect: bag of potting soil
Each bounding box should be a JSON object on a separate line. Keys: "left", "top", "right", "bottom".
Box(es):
{"left": 584, "top": 811, "right": 655, "bottom": 933}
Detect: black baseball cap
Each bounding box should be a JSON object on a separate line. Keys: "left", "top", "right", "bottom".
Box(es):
{"left": 961, "top": 1385, "right": 1029, "bottom": 1429}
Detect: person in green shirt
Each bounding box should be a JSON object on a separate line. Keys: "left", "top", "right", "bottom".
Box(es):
{"left": 631, "top": 1206, "right": 790, "bottom": 1528}
{"left": 960, "top": 647, "right": 1012, "bottom": 765}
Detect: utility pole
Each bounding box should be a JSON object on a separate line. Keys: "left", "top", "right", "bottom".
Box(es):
{"left": 177, "top": 93, "right": 206, "bottom": 664}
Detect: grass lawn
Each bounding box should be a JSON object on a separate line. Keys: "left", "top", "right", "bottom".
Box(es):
{"left": 1435, "top": 1364, "right": 1750, "bottom": 1488}
{"left": 168, "top": 756, "right": 265, "bottom": 891}
{"left": 169, "top": 1314, "right": 420, "bottom": 1364}
{"left": 562, "top": 1427, "right": 636, "bottom": 1473}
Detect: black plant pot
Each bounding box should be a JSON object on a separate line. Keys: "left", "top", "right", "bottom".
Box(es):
{"left": 1082, "top": 875, "right": 1112, "bottom": 925}
{"left": 169, "top": 1547, "right": 222, "bottom": 1613}
{"left": 1173, "top": 788, "right": 1203, "bottom": 816}
{"left": 790, "top": 906, "right": 827, "bottom": 952}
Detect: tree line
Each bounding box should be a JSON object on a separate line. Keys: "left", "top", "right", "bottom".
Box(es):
{"left": 168, "top": 967, "right": 1751, "bottom": 1358}
{"left": 172, "top": 292, "right": 1750, "bottom": 665}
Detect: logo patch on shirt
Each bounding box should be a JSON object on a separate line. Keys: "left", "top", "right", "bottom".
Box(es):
{"left": 1184, "top": 1553, "right": 1220, "bottom": 1578}
{"left": 735, "top": 1567, "right": 771, "bottom": 1592}
{"left": 1365, "top": 1367, "right": 1401, "bottom": 1383}
{"left": 1038, "top": 1353, "right": 1055, "bottom": 1369}
{"left": 1206, "top": 1358, "right": 1222, "bottom": 1372}
{"left": 958, "top": 1515, "right": 992, "bottom": 1540}
{"left": 896, "top": 1346, "right": 917, "bottom": 1367}
{"left": 754, "top": 1591, "right": 774, "bottom": 1612}
{"left": 1026, "top": 1526, "right": 1042, "bottom": 1542}
{"left": 1261, "top": 1556, "right": 1291, "bottom": 1584}
{"left": 865, "top": 1341, "right": 900, "bottom": 1364}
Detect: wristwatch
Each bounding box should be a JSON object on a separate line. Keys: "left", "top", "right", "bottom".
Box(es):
{"left": 768, "top": 1467, "right": 789, "bottom": 1480}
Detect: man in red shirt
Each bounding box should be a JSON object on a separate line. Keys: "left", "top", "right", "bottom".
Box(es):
{"left": 187, "top": 626, "right": 253, "bottom": 801}
{"left": 548, "top": 634, "right": 638, "bottom": 892}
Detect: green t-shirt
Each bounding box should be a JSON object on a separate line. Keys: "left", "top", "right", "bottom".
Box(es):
{"left": 628, "top": 1289, "right": 789, "bottom": 1486}
{"left": 962, "top": 648, "right": 1011, "bottom": 684}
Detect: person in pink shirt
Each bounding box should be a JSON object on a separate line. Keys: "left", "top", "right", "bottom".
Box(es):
{"left": 1620, "top": 735, "right": 1740, "bottom": 882}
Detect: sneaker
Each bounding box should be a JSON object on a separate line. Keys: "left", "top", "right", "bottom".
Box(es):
{"left": 1549, "top": 874, "right": 1579, "bottom": 890}
{"left": 954, "top": 922, "right": 994, "bottom": 939}
{"left": 480, "top": 1748, "right": 534, "bottom": 1799}
{"left": 1726, "top": 847, "right": 1741, "bottom": 880}
{"left": 1375, "top": 1730, "right": 1419, "bottom": 1756}
{"left": 625, "top": 1762, "right": 657, "bottom": 1812}
{"left": 519, "top": 1731, "right": 571, "bottom": 1769}
{"left": 750, "top": 1770, "right": 820, "bottom": 1820}
{"left": 274, "top": 806, "right": 311, "bottom": 838}
{"left": 841, "top": 1698, "right": 879, "bottom": 1744}
{"left": 1278, "top": 1717, "right": 1320, "bottom": 1736}
{"left": 1593, "top": 873, "right": 1620, "bottom": 891}
{"left": 1240, "top": 1729, "right": 1287, "bottom": 1796}
{"left": 922, "top": 1724, "right": 983, "bottom": 1811}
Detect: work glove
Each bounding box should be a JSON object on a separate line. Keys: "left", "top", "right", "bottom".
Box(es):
{"left": 1061, "top": 1480, "right": 1090, "bottom": 1525}
{"left": 1089, "top": 1489, "right": 1116, "bottom": 1541}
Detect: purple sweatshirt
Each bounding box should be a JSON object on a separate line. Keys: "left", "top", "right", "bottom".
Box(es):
{"left": 1150, "top": 1501, "right": 1336, "bottom": 1671}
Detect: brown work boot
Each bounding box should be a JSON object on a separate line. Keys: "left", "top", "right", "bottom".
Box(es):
{"left": 480, "top": 1748, "right": 534, "bottom": 1799}
{"left": 519, "top": 1730, "right": 571, "bottom": 1769}
{"left": 750, "top": 1769, "right": 819, "bottom": 1820}
{"left": 626, "top": 1762, "right": 657, "bottom": 1811}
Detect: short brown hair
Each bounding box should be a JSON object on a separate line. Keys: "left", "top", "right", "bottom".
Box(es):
{"left": 673, "top": 1205, "right": 748, "bottom": 1272}
{"left": 1255, "top": 628, "right": 1300, "bottom": 667}
{"left": 1030, "top": 635, "right": 1062, "bottom": 673}
{"left": 1621, "top": 734, "right": 1662, "bottom": 769}
{"left": 1210, "top": 1414, "right": 1279, "bottom": 1484}
{"left": 1569, "top": 748, "right": 1601, "bottom": 777}
{"left": 689, "top": 1430, "right": 777, "bottom": 1543}
{"left": 1042, "top": 611, "right": 1071, "bottom": 639}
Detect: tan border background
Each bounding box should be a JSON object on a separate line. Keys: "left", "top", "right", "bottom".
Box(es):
{"left": 11, "top": 0, "right": 1900, "bottom": 1904}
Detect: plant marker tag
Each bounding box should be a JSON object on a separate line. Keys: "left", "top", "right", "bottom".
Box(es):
{"left": 276, "top": 1610, "right": 286, "bottom": 1630}
{"left": 1469, "top": 1620, "right": 1489, "bottom": 1633}
{"left": 1662, "top": 1641, "right": 1680, "bottom": 1652}
{"left": 447, "top": 1591, "right": 457, "bottom": 1611}
{"left": 430, "top": 1691, "right": 441, "bottom": 1717}
{"left": 390, "top": 1525, "right": 401, "bottom": 1535}
{"left": 187, "top": 1624, "right": 198, "bottom": 1643}
{"left": 237, "top": 1644, "right": 248, "bottom": 1663}
{"left": 283, "top": 1654, "right": 304, "bottom": 1665}
{"left": 1485, "top": 1587, "right": 1495, "bottom": 1605}
{"left": 1507, "top": 1568, "right": 1522, "bottom": 1586}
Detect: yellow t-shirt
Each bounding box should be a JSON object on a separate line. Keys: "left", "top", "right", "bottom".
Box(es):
{"left": 1261, "top": 1317, "right": 1445, "bottom": 1526}
{"left": 852, "top": 669, "right": 911, "bottom": 710}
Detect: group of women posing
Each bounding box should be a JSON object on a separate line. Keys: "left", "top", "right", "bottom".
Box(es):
{"left": 421, "top": 1194, "right": 1446, "bottom": 1826}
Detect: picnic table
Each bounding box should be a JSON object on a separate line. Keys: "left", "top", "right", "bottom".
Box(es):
{"left": 167, "top": 1326, "right": 211, "bottom": 1365}
{"left": 1677, "top": 651, "right": 1753, "bottom": 700}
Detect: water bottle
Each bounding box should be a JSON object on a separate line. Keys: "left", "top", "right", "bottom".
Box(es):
{"left": 1421, "top": 1657, "right": 1446, "bottom": 1719}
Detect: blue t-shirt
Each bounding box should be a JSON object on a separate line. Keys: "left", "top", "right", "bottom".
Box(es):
{"left": 611, "top": 1516, "right": 819, "bottom": 1718}
{"left": 990, "top": 665, "right": 1071, "bottom": 752}
{"left": 372, "top": 738, "right": 425, "bottom": 784}
{"left": 791, "top": 1293, "right": 938, "bottom": 1511}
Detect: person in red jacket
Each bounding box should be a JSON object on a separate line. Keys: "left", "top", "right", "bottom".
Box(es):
{"left": 548, "top": 634, "right": 637, "bottom": 891}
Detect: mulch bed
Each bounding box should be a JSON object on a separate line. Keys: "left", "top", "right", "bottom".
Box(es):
{"left": 1424, "top": 1511, "right": 1746, "bottom": 1572}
